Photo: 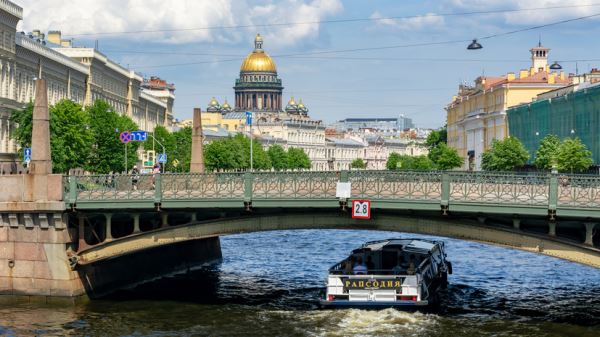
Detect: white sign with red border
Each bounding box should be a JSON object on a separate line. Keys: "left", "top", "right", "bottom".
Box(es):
{"left": 352, "top": 199, "right": 371, "bottom": 219}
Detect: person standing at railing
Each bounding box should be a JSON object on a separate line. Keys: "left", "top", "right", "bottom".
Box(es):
{"left": 131, "top": 165, "right": 140, "bottom": 191}
{"left": 152, "top": 164, "right": 160, "bottom": 188}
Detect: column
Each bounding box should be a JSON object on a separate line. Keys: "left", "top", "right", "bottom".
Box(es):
{"left": 584, "top": 223, "right": 596, "bottom": 246}
{"left": 548, "top": 221, "right": 556, "bottom": 237}
{"left": 133, "top": 214, "right": 140, "bottom": 233}
{"left": 105, "top": 213, "right": 113, "bottom": 241}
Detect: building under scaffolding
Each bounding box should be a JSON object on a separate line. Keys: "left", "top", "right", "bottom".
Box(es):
{"left": 507, "top": 71, "right": 600, "bottom": 164}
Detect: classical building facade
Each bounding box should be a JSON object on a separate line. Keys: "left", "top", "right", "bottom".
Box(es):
{"left": 0, "top": 1, "right": 175, "bottom": 163}
{"left": 446, "top": 43, "right": 570, "bottom": 170}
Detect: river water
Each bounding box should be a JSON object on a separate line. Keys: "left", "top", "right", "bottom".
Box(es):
{"left": 1, "top": 229, "right": 599, "bottom": 336}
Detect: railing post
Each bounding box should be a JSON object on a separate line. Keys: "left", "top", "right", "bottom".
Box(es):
{"left": 154, "top": 174, "right": 162, "bottom": 204}
{"left": 68, "top": 175, "right": 77, "bottom": 205}
{"left": 339, "top": 170, "right": 349, "bottom": 183}
{"left": 244, "top": 172, "right": 253, "bottom": 209}
{"left": 548, "top": 173, "right": 558, "bottom": 219}
{"left": 441, "top": 172, "right": 450, "bottom": 211}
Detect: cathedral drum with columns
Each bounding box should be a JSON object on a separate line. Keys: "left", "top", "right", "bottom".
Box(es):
{"left": 234, "top": 34, "right": 284, "bottom": 112}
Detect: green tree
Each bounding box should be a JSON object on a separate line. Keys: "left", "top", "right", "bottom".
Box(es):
{"left": 170, "top": 127, "right": 192, "bottom": 172}
{"left": 267, "top": 144, "right": 289, "bottom": 170}
{"left": 350, "top": 158, "right": 367, "bottom": 169}
{"left": 87, "top": 100, "right": 140, "bottom": 173}
{"left": 10, "top": 100, "right": 93, "bottom": 173}
{"left": 287, "top": 147, "right": 311, "bottom": 169}
{"left": 481, "top": 137, "right": 529, "bottom": 171}
{"left": 204, "top": 137, "right": 244, "bottom": 171}
{"left": 428, "top": 143, "right": 462, "bottom": 170}
{"left": 204, "top": 134, "right": 271, "bottom": 171}
{"left": 556, "top": 137, "right": 593, "bottom": 173}
{"left": 425, "top": 126, "right": 447, "bottom": 149}
{"left": 534, "top": 134, "right": 561, "bottom": 170}
{"left": 386, "top": 152, "right": 402, "bottom": 170}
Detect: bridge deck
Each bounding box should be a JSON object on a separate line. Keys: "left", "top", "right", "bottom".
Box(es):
{"left": 62, "top": 171, "right": 600, "bottom": 218}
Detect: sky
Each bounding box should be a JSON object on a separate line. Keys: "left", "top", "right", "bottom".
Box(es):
{"left": 15, "top": 0, "right": 600, "bottom": 128}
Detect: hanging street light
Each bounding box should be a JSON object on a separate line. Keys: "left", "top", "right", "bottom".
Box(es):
{"left": 549, "top": 61, "right": 562, "bottom": 70}
{"left": 467, "top": 39, "right": 482, "bottom": 50}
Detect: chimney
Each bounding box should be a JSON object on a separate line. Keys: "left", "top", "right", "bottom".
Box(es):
{"left": 530, "top": 67, "right": 535, "bottom": 76}
{"left": 519, "top": 70, "right": 529, "bottom": 79}
{"left": 32, "top": 29, "right": 40, "bottom": 37}
{"left": 47, "top": 31, "right": 61, "bottom": 45}
{"left": 548, "top": 73, "right": 555, "bottom": 84}
{"left": 560, "top": 71, "right": 565, "bottom": 80}
{"left": 507, "top": 72, "right": 515, "bottom": 81}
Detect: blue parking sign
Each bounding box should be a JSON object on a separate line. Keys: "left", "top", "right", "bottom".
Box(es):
{"left": 24, "top": 147, "right": 31, "bottom": 162}
{"left": 245, "top": 111, "right": 252, "bottom": 126}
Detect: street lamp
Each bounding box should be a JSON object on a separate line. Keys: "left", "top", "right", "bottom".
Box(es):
{"left": 467, "top": 39, "right": 482, "bottom": 50}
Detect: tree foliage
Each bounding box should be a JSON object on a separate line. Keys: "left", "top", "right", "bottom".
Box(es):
{"left": 386, "top": 153, "right": 435, "bottom": 170}
{"left": 556, "top": 137, "right": 593, "bottom": 173}
{"left": 87, "top": 100, "right": 139, "bottom": 173}
{"left": 267, "top": 144, "right": 289, "bottom": 171}
{"left": 428, "top": 143, "right": 462, "bottom": 170}
{"left": 204, "top": 134, "right": 273, "bottom": 171}
{"left": 534, "top": 134, "right": 561, "bottom": 170}
{"left": 350, "top": 158, "right": 367, "bottom": 169}
{"left": 287, "top": 147, "right": 311, "bottom": 170}
{"left": 481, "top": 137, "right": 529, "bottom": 171}
{"left": 425, "top": 126, "right": 447, "bottom": 149}
{"left": 10, "top": 100, "right": 94, "bottom": 173}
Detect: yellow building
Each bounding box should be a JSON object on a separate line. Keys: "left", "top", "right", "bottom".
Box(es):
{"left": 446, "top": 43, "right": 570, "bottom": 170}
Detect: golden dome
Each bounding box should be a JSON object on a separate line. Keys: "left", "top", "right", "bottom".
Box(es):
{"left": 222, "top": 100, "right": 231, "bottom": 109}
{"left": 240, "top": 34, "right": 277, "bottom": 73}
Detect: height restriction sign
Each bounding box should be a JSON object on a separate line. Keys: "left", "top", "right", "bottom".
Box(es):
{"left": 352, "top": 200, "right": 371, "bottom": 219}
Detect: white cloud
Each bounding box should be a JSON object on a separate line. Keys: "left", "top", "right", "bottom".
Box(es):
{"left": 15, "top": 0, "right": 343, "bottom": 46}
{"left": 370, "top": 11, "right": 445, "bottom": 31}
{"left": 445, "top": 0, "right": 600, "bottom": 25}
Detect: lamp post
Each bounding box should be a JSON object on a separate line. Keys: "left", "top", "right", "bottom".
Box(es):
{"left": 246, "top": 111, "right": 253, "bottom": 172}
{"left": 148, "top": 133, "right": 166, "bottom": 173}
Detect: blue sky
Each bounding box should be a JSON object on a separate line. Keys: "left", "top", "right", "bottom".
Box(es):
{"left": 18, "top": 0, "right": 600, "bottom": 128}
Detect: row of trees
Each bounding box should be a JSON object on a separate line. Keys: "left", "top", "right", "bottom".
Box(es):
{"left": 203, "top": 134, "right": 311, "bottom": 171}
{"left": 11, "top": 100, "right": 139, "bottom": 174}
{"left": 481, "top": 135, "right": 593, "bottom": 172}
{"left": 385, "top": 126, "right": 463, "bottom": 171}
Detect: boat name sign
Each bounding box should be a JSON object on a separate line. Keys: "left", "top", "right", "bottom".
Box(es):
{"left": 342, "top": 277, "right": 403, "bottom": 290}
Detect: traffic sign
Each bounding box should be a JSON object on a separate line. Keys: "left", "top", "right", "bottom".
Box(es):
{"left": 23, "top": 147, "right": 31, "bottom": 162}
{"left": 120, "top": 131, "right": 147, "bottom": 143}
{"left": 246, "top": 111, "right": 252, "bottom": 126}
{"left": 130, "top": 131, "right": 147, "bottom": 141}
{"left": 157, "top": 153, "right": 167, "bottom": 163}
{"left": 352, "top": 200, "right": 371, "bottom": 219}
{"left": 119, "top": 131, "right": 131, "bottom": 143}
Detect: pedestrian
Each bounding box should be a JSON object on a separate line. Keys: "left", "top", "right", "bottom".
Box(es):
{"left": 151, "top": 163, "right": 160, "bottom": 189}
{"left": 131, "top": 165, "right": 140, "bottom": 190}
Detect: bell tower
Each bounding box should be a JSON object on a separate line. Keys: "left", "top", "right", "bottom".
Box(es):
{"left": 530, "top": 40, "right": 549, "bottom": 73}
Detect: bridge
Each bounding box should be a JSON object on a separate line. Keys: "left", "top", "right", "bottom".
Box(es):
{"left": 1, "top": 79, "right": 599, "bottom": 300}
{"left": 65, "top": 171, "right": 600, "bottom": 274}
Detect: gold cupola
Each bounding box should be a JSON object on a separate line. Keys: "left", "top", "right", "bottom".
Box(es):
{"left": 240, "top": 33, "right": 277, "bottom": 73}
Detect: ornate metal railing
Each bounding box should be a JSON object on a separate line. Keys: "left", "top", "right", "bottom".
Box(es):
{"left": 252, "top": 171, "right": 338, "bottom": 199}
{"left": 349, "top": 170, "right": 442, "bottom": 200}
{"left": 62, "top": 171, "right": 600, "bottom": 211}
{"left": 67, "top": 174, "right": 155, "bottom": 202}
{"left": 161, "top": 173, "right": 245, "bottom": 200}
{"left": 557, "top": 174, "right": 600, "bottom": 208}
{"left": 448, "top": 172, "right": 550, "bottom": 206}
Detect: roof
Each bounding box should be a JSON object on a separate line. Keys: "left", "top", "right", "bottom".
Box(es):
{"left": 363, "top": 239, "right": 438, "bottom": 253}
{"left": 222, "top": 112, "right": 246, "bottom": 120}
{"left": 325, "top": 137, "right": 364, "bottom": 147}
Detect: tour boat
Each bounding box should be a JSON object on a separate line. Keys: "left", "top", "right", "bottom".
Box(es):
{"left": 320, "top": 238, "right": 452, "bottom": 308}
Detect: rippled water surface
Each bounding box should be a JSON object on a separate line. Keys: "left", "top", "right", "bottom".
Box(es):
{"left": 1, "top": 229, "right": 599, "bottom": 336}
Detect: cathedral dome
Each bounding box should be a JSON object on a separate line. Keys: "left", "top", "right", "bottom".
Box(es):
{"left": 240, "top": 34, "right": 277, "bottom": 73}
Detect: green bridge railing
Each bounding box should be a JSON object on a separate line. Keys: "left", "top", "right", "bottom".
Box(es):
{"left": 63, "top": 171, "right": 600, "bottom": 215}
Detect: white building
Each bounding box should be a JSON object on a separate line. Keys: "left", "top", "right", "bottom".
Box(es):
{"left": 0, "top": 1, "right": 175, "bottom": 163}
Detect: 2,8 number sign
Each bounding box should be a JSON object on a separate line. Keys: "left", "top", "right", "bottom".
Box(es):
{"left": 352, "top": 200, "right": 371, "bottom": 219}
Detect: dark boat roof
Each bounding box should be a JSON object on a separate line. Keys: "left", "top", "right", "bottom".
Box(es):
{"left": 359, "top": 238, "right": 441, "bottom": 254}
